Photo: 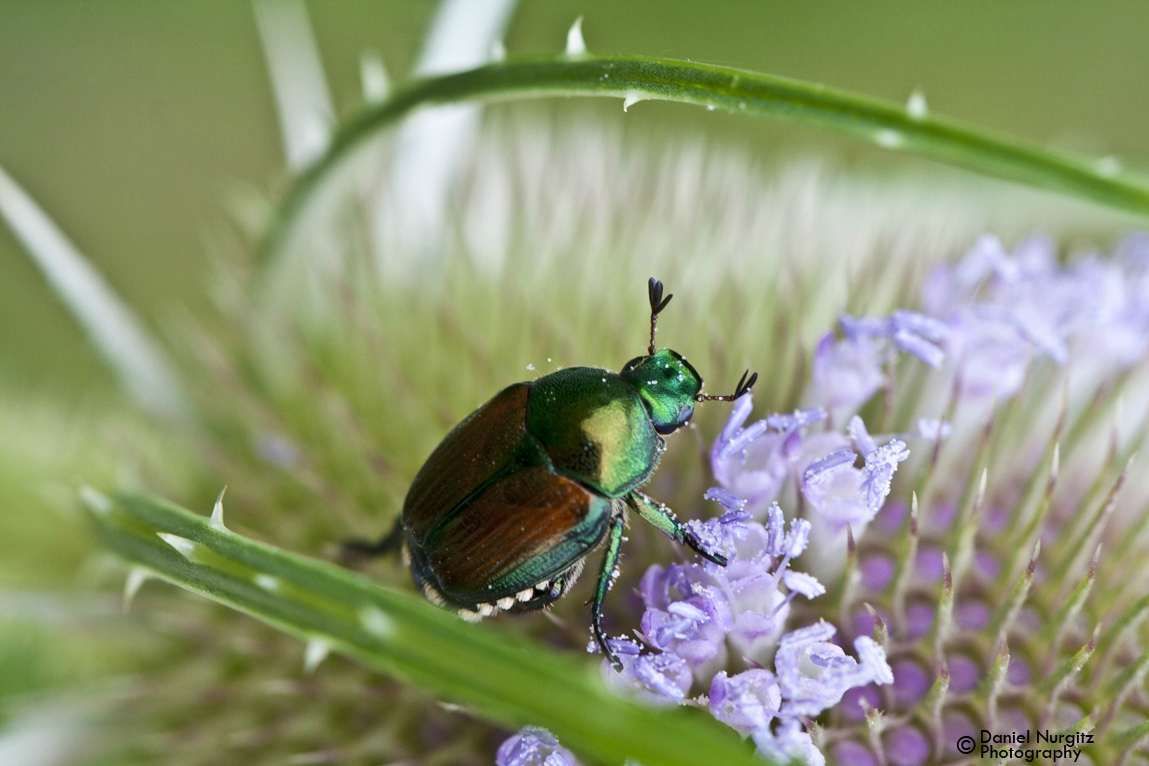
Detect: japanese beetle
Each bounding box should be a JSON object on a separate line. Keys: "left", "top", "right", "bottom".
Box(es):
{"left": 346, "top": 279, "right": 756, "bottom": 670}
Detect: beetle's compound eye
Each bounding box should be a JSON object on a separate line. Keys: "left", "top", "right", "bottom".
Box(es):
{"left": 619, "top": 349, "right": 702, "bottom": 434}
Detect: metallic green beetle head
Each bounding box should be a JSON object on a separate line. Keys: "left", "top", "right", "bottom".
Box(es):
{"left": 620, "top": 349, "right": 703, "bottom": 435}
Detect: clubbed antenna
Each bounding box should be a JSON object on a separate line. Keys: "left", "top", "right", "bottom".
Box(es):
{"left": 647, "top": 277, "right": 673, "bottom": 355}
{"left": 696, "top": 369, "right": 758, "bottom": 403}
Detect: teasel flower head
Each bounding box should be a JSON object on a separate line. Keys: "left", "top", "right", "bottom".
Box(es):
{"left": 503, "top": 229, "right": 1149, "bottom": 763}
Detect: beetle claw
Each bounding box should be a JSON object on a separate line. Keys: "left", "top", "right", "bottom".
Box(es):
{"left": 684, "top": 532, "right": 729, "bottom": 567}
{"left": 704, "top": 550, "right": 729, "bottom": 567}
{"left": 593, "top": 627, "right": 624, "bottom": 672}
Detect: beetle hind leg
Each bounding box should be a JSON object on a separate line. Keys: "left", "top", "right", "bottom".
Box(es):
{"left": 591, "top": 509, "right": 627, "bottom": 672}
{"left": 340, "top": 518, "right": 405, "bottom": 563}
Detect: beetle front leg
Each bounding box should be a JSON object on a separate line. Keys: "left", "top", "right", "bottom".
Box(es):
{"left": 627, "top": 492, "right": 728, "bottom": 567}
{"left": 592, "top": 508, "right": 626, "bottom": 672}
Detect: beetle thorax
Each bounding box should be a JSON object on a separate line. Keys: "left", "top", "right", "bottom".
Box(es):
{"left": 619, "top": 349, "right": 702, "bottom": 435}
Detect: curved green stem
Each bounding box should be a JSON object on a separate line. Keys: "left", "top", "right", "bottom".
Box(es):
{"left": 260, "top": 54, "right": 1149, "bottom": 270}
{"left": 85, "top": 490, "right": 762, "bottom": 766}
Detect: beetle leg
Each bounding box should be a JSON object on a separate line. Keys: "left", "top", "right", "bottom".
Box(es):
{"left": 627, "top": 492, "right": 728, "bottom": 567}
{"left": 340, "top": 518, "right": 405, "bottom": 562}
{"left": 592, "top": 508, "right": 626, "bottom": 672}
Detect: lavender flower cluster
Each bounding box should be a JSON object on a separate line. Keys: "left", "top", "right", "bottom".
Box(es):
{"left": 501, "top": 485, "right": 895, "bottom": 766}
{"left": 500, "top": 397, "right": 909, "bottom": 766}
{"left": 923, "top": 232, "right": 1149, "bottom": 402}
{"left": 498, "top": 233, "right": 1149, "bottom": 765}
{"left": 713, "top": 400, "right": 911, "bottom": 578}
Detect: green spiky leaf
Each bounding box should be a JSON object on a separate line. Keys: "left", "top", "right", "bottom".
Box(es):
{"left": 261, "top": 54, "right": 1149, "bottom": 273}
{"left": 84, "top": 489, "right": 763, "bottom": 766}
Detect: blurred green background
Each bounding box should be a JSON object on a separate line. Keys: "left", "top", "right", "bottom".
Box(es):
{"left": 3, "top": 1, "right": 1149, "bottom": 404}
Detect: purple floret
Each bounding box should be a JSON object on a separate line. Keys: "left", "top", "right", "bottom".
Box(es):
{"left": 496, "top": 727, "right": 581, "bottom": 766}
